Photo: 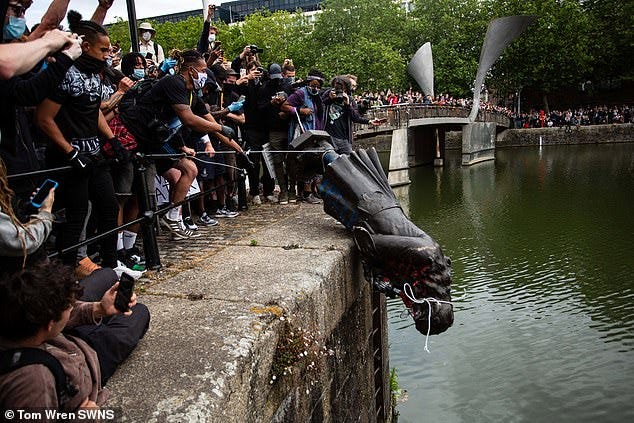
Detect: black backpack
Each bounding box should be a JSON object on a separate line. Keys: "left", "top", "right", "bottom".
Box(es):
{"left": 118, "top": 79, "right": 164, "bottom": 146}
{"left": 0, "top": 348, "right": 78, "bottom": 410}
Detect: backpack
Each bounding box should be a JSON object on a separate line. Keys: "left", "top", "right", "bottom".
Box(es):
{"left": 118, "top": 79, "right": 165, "bottom": 147}
{"left": 0, "top": 348, "right": 78, "bottom": 410}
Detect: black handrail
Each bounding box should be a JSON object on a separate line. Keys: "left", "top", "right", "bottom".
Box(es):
{"left": 7, "top": 154, "right": 248, "bottom": 273}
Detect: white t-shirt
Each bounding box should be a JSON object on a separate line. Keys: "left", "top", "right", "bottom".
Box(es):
{"left": 133, "top": 40, "right": 165, "bottom": 64}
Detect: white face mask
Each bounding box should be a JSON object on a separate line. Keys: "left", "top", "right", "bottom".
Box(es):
{"left": 142, "top": 32, "right": 152, "bottom": 42}
{"left": 208, "top": 34, "right": 216, "bottom": 43}
{"left": 192, "top": 71, "right": 208, "bottom": 90}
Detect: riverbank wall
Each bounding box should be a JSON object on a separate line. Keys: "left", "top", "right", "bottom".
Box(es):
{"left": 106, "top": 205, "right": 390, "bottom": 422}
{"left": 444, "top": 123, "right": 633, "bottom": 149}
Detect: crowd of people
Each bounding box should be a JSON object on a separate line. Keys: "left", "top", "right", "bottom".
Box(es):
{"left": 354, "top": 90, "right": 633, "bottom": 129}
{"left": 1, "top": 0, "right": 631, "bottom": 414}
{"left": 508, "top": 105, "right": 633, "bottom": 129}
{"left": 0, "top": 1, "right": 386, "bottom": 413}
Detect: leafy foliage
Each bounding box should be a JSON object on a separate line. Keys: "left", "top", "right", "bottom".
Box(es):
{"left": 408, "top": 0, "right": 490, "bottom": 97}
{"left": 106, "top": 0, "right": 629, "bottom": 108}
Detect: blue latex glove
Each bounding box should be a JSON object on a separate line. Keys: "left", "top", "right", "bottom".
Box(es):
{"left": 227, "top": 100, "right": 244, "bottom": 113}
{"left": 160, "top": 58, "right": 177, "bottom": 73}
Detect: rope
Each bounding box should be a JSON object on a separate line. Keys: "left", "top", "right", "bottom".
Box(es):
{"left": 402, "top": 283, "right": 454, "bottom": 353}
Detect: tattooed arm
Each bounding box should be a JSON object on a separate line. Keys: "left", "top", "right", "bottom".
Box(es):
{"left": 100, "top": 77, "right": 134, "bottom": 115}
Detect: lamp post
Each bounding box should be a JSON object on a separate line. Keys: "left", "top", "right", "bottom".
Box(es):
{"left": 126, "top": 0, "right": 139, "bottom": 53}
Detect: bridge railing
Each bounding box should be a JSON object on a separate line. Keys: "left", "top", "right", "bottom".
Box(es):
{"left": 352, "top": 104, "right": 511, "bottom": 135}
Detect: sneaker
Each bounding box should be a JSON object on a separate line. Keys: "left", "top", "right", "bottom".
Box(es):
{"left": 251, "top": 195, "right": 262, "bottom": 205}
{"left": 288, "top": 191, "right": 297, "bottom": 203}
{"left": 278, "top": 191, "right": 289, "bottom": 205}
{"left": 228, "top": 195, "right": 239, "bottom": 211}
{"left": 118, "top": 248, "right": 146, "bottom": 271}
{"left": 160, "top": 216, "right": 195, "bottom": 240}
{"left": 265, "top": 194, "right": 278, "bottom": 203}
{"left": 183, "top": 216, "right": 198, "bottom": 231}
{"left": 302, "top": 193, "right": 322, "bottom": 204}
{"left": 214, "top": 207, "right": 240, "bottom": 218}
{"left": 179, "top": 219, "right": 201, "bottom": 238}
{"left": 75, "top": 256, "right": 101, "bottom": 279}
{"left": 113, "top": 260, "right": 145, "bottom": 280}
{"left": 197, "top": 213, "right": 220, "bottom": 226}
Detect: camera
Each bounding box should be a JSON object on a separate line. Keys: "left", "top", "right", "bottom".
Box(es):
{"left": 256, "top": 66, "right": 265, "bottom": 74}
{"left": 272, "top": 91, "right": 288, "bottom": 100}
{"left": 248, "top": 44, "right": 263, "bottom": 54}
{"left": 334, "top": 89, "right": 345, "bottom": 103}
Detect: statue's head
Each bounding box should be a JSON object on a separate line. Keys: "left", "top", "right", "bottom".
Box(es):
{"left": 354, "top": 228, "right": 454, "bottom": 335}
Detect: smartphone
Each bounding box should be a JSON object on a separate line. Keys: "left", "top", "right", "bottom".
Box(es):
{"left": 31, "top": 179, "right": 58, "bottom": 208}
{"left": 114, "top": 273, "right": 135, "bottom": 313}
{"left": 146, "top": 52, "right": 153, "bottom": 60}
{"left": 240, "top": 68, "right": 246, "bottom": 78}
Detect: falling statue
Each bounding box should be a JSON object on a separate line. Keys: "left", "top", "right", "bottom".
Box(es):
{"left": 317, "top": 148, "right": 454, "bottom": 336}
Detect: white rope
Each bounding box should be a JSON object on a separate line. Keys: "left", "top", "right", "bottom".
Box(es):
{"left": 403, "top": 283, "right": 454, "bottom": 353}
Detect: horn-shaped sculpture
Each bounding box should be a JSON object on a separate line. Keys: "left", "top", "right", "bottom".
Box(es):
{"left": 407, "top": 42, "right": 434, "bottom": 98}
{"left": 469, "top": 15, "right": 536, "bottom": 122}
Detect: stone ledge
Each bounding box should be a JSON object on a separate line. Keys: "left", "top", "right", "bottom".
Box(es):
{"left": 105, "top": 205, "right": 375, "bottom": 422}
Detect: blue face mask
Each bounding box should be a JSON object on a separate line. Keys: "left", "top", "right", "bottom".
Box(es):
{"left": 132, "top": 68, "right": 146, "bottom": 79}
{"left": 3, "top": 16, "right": 26, "bottom": 41}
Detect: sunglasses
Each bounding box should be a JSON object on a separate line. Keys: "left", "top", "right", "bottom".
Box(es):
{"left": 8, "top": 3, "right": 27, "bottom": 16}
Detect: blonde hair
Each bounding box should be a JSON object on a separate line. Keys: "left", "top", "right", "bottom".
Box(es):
{"left": 0, "top": 159, "right": 34, "bottom": 267}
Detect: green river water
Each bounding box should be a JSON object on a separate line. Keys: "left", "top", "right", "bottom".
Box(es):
{"left": 388, "top": 143, "right": 634, "bottom": 423}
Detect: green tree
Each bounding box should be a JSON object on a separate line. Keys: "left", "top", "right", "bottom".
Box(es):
{"left": 219, "top": 10, "right": 313, "bottom": 72}
{"left": 487, "top": 0, "right": 594, "bottom": 111}
{"left": 106, "top": 16, "right": 217, "bottom": 56}
{"left": 408, "top": 0, "right": 490, "bottom": 97}
{"left": 583, "top": 0, "right": 634, "bottom": 82}
{"left": 308, "top": 0, "right": 409, "bottom": 90}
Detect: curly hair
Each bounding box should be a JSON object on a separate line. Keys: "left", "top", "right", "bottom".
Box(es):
{"left": 121, "top": 52, "right": 146, "bottom": 77}
{"left": 0, "top": 261, "right": 83, "bottom": 341}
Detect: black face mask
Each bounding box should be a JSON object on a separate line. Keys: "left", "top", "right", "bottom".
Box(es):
{"left": 75, "top": 54, "right": 107, "bottom": 74}
{"left": 222, "top": 83, "right": 235, "bottom": 94}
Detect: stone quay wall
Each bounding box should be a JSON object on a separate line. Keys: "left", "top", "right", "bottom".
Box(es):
{"left": 495, "top": 123, "right": 633, "bottom": 147}
{"left": 444, "top": 123, "right": 633, "bottom": 149}
{"left": 106, "top": 205, "right": 388, "bottom": 422}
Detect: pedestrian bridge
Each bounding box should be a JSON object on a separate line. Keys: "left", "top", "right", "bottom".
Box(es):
{"left": 352, "top": 105, "right": 511, "bottom": 185}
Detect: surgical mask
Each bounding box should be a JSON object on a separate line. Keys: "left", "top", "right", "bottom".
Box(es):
{"left": 142, "top": 32, "right": 152, "bottom": 42}
{"left": 133, "top": 68, "right": 146, "bottom": 79}
{"left": 283, "top": 77, "right": 295, "bottom": 85}
{"left": 3, "top": 16, "right": 26, "bottom": 40}
{"left": 192, "top": 71, "right": 207, "bottom": 90}
{"left": 308, "top": 86, "right": 319, "bottom": 96}
{"left": 106, "top": 57, "right": 113, "bottom": 67}
{"left": 208, "top": 34, "right": 216, "bottom": 43}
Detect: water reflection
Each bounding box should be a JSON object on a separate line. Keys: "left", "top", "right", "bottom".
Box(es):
{"left": 389, "top": 144, "right": 634, "bottom": 423}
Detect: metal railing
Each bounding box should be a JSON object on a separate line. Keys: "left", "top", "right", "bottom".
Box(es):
{"left": 353, "top": 104, "right": 512, "bottom": 135}
{"left": 7, "top": 153, "right": 250, "bottom": 271}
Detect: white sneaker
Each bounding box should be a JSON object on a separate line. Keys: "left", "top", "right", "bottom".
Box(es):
{"left": 265, "top": 194, "right": 278, "bottom": 203}
{"left": 251, "top": 195, "right": 261, "bottom": 205}
{"left": 113, "top": 260, "right": 145, "bottom": 280}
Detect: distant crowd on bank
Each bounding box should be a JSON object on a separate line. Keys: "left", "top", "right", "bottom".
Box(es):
{"left": 354, "top": 90, "right": 633, "bottom": 129}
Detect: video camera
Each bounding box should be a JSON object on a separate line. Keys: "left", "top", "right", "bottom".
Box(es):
{"left": 334, "top": 89, "right": 345, "bottom": 104}
{"left": 248, "top": 44, "right": 263, "bottom": 54}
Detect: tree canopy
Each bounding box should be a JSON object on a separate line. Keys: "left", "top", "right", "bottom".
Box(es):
{"left": 105, "top": 0, "right": 630, "bottom": 109}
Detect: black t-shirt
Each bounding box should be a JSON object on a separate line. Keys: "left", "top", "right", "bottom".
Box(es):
{"left": 141, "top": 74, "right": 207, "bottom": 124}
{"left": 48, "top": 65, "right": 107, "bottom": 155}
{"left": 325, "top": 103, "right": 349, "bottom": 140}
